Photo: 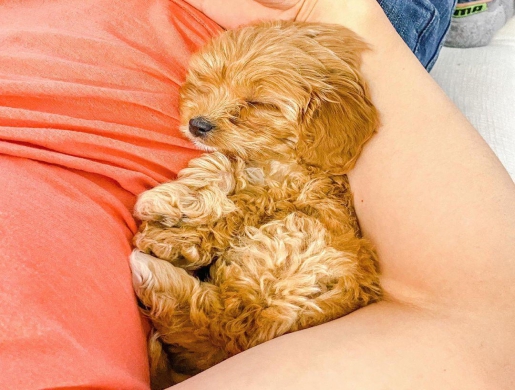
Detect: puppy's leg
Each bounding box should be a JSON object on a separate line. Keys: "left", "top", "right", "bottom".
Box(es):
{"left": 294, "top": 232, "right": 382, "bottom": 330}
{"left": 212, "top": 213, "right": 381, "bottom": 350}
{"left": 130, "top": 250, "right": 228, "bottom": 377}
{"left": 134, "top": 152, "right": 242, "bottom": 268}
{"left": 134, "top": 221, "right": 217, "bottom": 270}
{"left": 134, "top": 152, "right": 237, "bottom": 227}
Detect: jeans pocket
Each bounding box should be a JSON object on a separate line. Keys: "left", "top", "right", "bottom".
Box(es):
{"left": 412, "top": 0, "right": 439, "bottom": 53}
{"left": 377, "top": 0, "right": 456, "bottom": 70}
{"left": 416, "top": 0, "right": 457, "bottom": 70}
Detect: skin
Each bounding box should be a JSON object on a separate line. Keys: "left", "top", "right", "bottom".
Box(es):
{"left": 170, "top": 1, "right": 515, "bottom": 389}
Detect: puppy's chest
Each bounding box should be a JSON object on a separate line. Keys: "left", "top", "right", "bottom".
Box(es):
{"left": 231, "top": 161, "right": 351, "bottom": 221}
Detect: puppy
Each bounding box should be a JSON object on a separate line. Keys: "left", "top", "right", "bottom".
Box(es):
{"left": 130, "top": 21, "right": 381, "bottom": 387}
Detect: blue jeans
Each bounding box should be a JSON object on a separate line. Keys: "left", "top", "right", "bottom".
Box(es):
{"left": 378, "top": 0, "right": 457, "bottom": 71}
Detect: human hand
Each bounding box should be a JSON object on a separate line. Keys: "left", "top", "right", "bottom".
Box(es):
{"left": 182, "top": 0, "right": 321, "bottom": 29}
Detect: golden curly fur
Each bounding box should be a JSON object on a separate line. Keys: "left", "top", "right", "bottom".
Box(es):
{"left": 130, "top": 21, "right": 382, "bottom": 388}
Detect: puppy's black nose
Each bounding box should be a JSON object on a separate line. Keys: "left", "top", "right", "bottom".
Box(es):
{"left": 189, "top": 117, "right": 214, "bottom": 137}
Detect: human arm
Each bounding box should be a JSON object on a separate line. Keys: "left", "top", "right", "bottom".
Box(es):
{"left": 171, "top": 1, "right": 515, "bottom": 388}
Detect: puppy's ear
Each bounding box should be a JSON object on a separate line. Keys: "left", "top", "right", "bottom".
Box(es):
{"left": 296, "top": 24, "right": 380, "bottom": 175}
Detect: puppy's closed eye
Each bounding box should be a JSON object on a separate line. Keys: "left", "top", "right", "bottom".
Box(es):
{"left": 229, "top": 101, "right": 284, "bottom": 127}
{"left": 246, "top": 100, "right": 280, "bottom": 111}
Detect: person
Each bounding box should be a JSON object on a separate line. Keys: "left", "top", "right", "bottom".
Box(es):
{"left": 0, "top": 1, "right": 513, "bottom": 389}
{"left": 170, "top": 1, "right": 515, "bottom": 389}
{"left": 179, "top": 0, "right": 456, "bottom": 71}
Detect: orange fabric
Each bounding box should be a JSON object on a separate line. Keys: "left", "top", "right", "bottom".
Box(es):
{"left": 0, "top": 0, "right": 221, "bottom": 389}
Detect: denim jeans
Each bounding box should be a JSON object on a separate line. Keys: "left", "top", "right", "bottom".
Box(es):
{"left": 377, "top": 0, "right": 457, "bottom": 71}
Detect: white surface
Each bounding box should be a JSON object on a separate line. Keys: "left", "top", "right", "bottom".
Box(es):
{"left": 431, "top": 17, "right": 515, "bottom": 180}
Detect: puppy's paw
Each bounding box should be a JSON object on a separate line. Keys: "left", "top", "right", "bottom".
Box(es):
{"left": 129, "top": 249, "right": 200, "bottom": 309}
{"left": 133, "top": 223, "right": 214, "bottom": 270}
{"left": 134, "top": 184, "right": 190, "bottom": 227}
{"left": 135, "top": 181, "right": 236, "bottom": 228}
{"left": 129, "top": 249, "right": 158, "bottom": 292}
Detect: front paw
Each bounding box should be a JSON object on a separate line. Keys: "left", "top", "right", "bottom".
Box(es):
{"left": 133, "top": 222, "right": 213, "bottom": 270}
{"left": 134, "top": 181, "right": 236, "bottom": 228}
{"left": 134, "top": 183, "right": 192, "bottom": 228}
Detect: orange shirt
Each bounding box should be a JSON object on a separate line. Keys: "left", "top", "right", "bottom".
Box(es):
{"left": 0, "top": 1, "right": 220, "bottom": 388}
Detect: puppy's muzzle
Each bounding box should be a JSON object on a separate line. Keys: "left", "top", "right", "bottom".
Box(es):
{"left": 189, "top": 117, "right": 214, "bottom": 137}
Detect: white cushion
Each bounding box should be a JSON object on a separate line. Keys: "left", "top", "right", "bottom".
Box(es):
{"left": 431, "top": 17, "right": 515, "bottom": 180}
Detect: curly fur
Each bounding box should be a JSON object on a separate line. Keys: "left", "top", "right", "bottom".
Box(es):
{"left": 130, "top": 21, "right": 382, "bottom": 388}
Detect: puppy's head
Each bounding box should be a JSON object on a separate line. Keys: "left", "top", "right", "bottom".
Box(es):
{"left": 180, "top": 21, "right": 379, "bottom": 174}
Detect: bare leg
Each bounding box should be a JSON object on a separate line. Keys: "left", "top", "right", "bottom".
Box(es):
{"left": 171, "top": 1, "right": 515, "bottom": 389}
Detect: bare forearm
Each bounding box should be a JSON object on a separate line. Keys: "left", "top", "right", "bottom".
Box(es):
{"left": 335, "top": 1, "right": 515, "bottom": 309}
{"left": 294, "top": 0, "right": 515, "bottom": 309}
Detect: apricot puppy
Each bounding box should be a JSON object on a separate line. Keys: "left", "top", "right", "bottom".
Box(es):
{"left": 130, "top": 21, "right": 381, "bottom": 387}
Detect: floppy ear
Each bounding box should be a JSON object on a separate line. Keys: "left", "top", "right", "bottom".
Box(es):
{"left": 296, "top": 24, "right": 380, "bottom": 175}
